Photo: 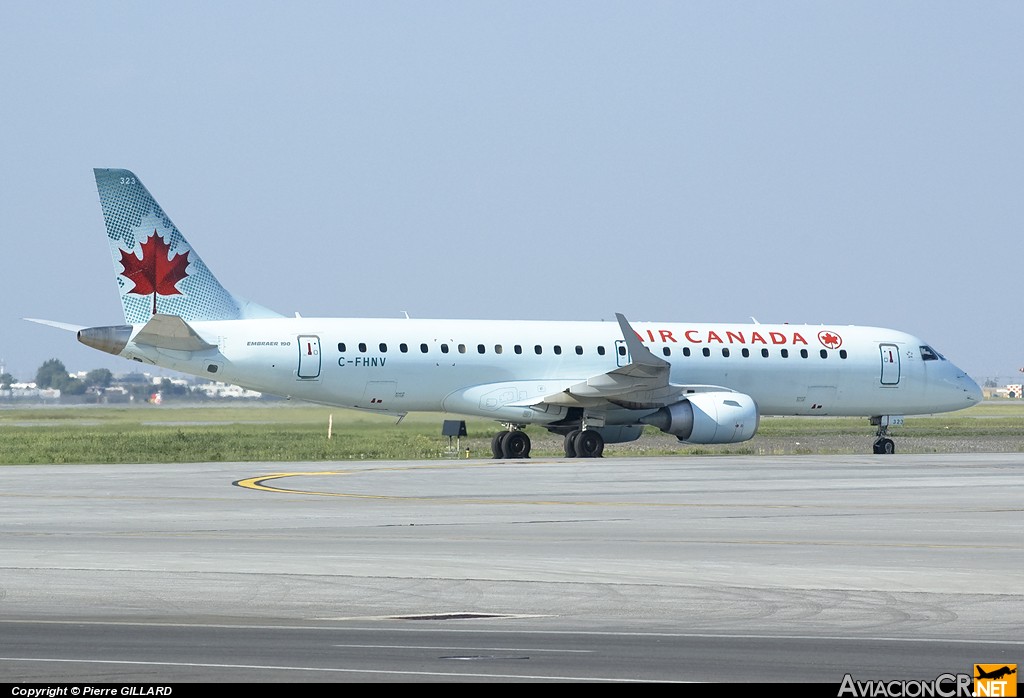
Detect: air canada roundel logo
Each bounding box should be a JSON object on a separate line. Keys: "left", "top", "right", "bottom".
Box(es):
{"left": 818, "top": 330, "right": 842, "bottom": 349}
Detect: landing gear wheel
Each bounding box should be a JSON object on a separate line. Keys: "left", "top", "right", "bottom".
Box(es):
{"left": 502, "top": 430, "right": 531, "bottom": 459}
{"left": 574, "top": 430, "right": 604, "bottom": 458}
{"left": 563, "top": 429, "right": 580, "bottom": 458}
{"left": 491, "top": 432, "right": 508, "bottom": 459}
{"left": 872, "top": 437, "right": 896, "bottom": 455}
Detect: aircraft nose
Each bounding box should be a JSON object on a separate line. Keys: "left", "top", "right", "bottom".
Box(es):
{"left": 964, "top": 374, "right": 983, "bottom": 403}
{"left": 950, "top": 370, "right": 983, "bottom": 404}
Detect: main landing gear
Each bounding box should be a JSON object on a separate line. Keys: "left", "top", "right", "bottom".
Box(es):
{"left": 563, "top": 429, "right": 604, "bottom": 458}
{"left": 491, "top": 427, "right": 531, "bottom": 459}
{"left": 490, "top": 426, "right": 606, "bottom": 459}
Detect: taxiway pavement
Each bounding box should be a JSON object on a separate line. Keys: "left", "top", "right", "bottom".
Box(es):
{"left": 1, "top": 454, "right": 1021, "bottom": 682}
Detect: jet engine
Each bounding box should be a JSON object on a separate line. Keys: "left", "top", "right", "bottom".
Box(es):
{"left": 641, "top": 392, "right": 759, "bottom": 444}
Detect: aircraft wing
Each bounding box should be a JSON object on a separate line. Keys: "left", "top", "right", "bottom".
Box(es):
{"left": 521, "top": 313, "right": 730, "bottom": 411}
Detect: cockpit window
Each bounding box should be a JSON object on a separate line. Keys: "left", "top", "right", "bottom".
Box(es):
{"left": 920, "top": 346, "right": 944, "bottom": 361}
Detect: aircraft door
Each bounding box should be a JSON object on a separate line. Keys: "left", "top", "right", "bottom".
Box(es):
{"left": 614, "top": 339, "right": 630, "bottom": 367}
{"left": 880, "top": 343, "right": 900, "bottom": 385}
{"left": 298, "top": 335, "right": 321, "bottom": 379}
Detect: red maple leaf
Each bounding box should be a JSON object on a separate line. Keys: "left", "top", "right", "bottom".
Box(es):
{"left": 119, "top": 231, "right": 190, "bottom": 314}
{"left": 818, "top": 331, "right": 842, "bottom": 349}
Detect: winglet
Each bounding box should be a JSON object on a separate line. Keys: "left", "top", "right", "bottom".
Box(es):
{"left": 615, "top": 313, "right": 670, "bottom": 368}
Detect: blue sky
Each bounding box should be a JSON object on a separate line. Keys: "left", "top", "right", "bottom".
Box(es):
{"left": 1, "top": 2, "right": 1021, "bottom": 383}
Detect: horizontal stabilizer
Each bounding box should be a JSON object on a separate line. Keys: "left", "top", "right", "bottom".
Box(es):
{"left": 134, "top": 314, "right": 216, "bottom": 351}
{"left": 24, "top": 318, "right": 86, "bottom": 333}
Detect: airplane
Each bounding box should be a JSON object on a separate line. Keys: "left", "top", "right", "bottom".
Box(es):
{"left": 976, "top": 666, "right": 1017, "bottom": 681}
{"left": 28, "top": 169, "right": 983, "bottom": 458}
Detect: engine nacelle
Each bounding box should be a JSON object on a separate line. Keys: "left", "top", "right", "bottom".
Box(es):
{"left": 642, "top": 392, "right": 759, "bottom": 444}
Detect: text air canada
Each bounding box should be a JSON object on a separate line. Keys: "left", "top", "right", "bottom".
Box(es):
{"left": 635, "top": 328, "right": 812, "bottom": 345}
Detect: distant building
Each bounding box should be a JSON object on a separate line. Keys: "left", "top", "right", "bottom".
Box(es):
{"left": 983, "top": 384, "right": 1023, "bottom": 399}
{"left": 197, "top": 382, "right": 262, "bottom": 399}
{"left": 0, "top": 382, "right": 60, "bottom": 399}
{"left": 1, "top": 372, "right": 260, "bottom": 402}
{"left": 152, "top": 376, "right": 191, "bottom": 387}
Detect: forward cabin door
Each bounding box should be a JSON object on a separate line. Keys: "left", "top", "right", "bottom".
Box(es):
{"left": 880, "top": 343, "right": 900, "bottom": 386}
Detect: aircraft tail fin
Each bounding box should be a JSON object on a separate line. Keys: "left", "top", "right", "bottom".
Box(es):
{"left": 94, "top": 168, "right": 283, "bottom": 324}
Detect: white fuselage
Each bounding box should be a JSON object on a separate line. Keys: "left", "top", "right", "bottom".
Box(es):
{"left": 116, "top": 317, "right": 981, "bottom": 424}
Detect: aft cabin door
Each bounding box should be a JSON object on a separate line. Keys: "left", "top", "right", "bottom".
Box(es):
{"left": 880, "top": 343, "right": 900, "bottom": 386}
{"left": 298, "top": 335, "right": 321, "bottom": 379}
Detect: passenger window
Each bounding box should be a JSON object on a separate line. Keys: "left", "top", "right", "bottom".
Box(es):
{"left": 554, "top": 345, "right": 562, "bottom": 355}
{"left": 761, "top": 348, "right": 769, "bottom": 358}
{"left": 458, "top": 344, "right": 466, "bottom": 354}
{"left": 358, "top": 342, "right": 367, "bottom": 353}
{"left": 477, "top": 344, "right": 485, "bottom": 354}
{"left": 441, "top": 344, "right": 449, "bottom": 354}
{"left": 514, "top": 345, "right": 523, "bottom": 355}
{"left": 662, "top": 347, "right": 671, "bottom": 357}
{"left": 618, "top": 346, "right": 626, "bottom": 356}
{"left": 379, "top": 343, "right": 387, "bottom": 353}
{"left": 839, "top": 349, "right": 848, "bottom": 359}
{"left": 683, "top": 347, "right": 691, "bottom": 357}
{"left": 420, "top": 343, "right": 428, "bottom": 353}
{"left": 800, "top": 349, "right": 808, "bottom": 358}
{"left": 338, "top": 343, "right": 346, "bottom": 352}
{"left": 722, "top": 348, "right": 730, "bottom": 357}
{"left": 702, "top": 347, "right": 710, "bottom": 357}
{"left": 494, "top": 345, "right": 502, "bottom": 354}
{"left": 597, "top": 346, "right": 606, "bottom": 356}
{"left": 535, "top": 345, "right": 543, "bottom": 355}
{"left": 400, "top": 343, "right": 408, "bottom": 353}
{"left": 781, "top": 349, "right": 789, "bottom": 358}
{"left": 741, "top": 348, "right": 749, "bottom": 358}
{"left": 575, "top": 345, "right": 583, "bottom": 355}
{"left": 820, "top": 349, "right": 828, "bottom": 359}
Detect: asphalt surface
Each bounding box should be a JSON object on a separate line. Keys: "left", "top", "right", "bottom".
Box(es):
{"left": 1, "top": 453, "right": 1021, "bottom": 683}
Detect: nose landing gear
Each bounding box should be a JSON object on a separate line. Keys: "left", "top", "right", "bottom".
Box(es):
{"left": 870, "top": 415, "right": 903, "bottom": 455}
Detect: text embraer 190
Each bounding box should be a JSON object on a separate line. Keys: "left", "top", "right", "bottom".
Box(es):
{"left": 29, "top": 169, "right": 982, "bottom": 458}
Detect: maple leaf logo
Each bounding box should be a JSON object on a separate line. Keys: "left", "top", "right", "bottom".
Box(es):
{"left": 118, "top": 231, "right": 190, "bottom": 315}
{"left": 818, "top": 330, "right": 842, "bottom": 349}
